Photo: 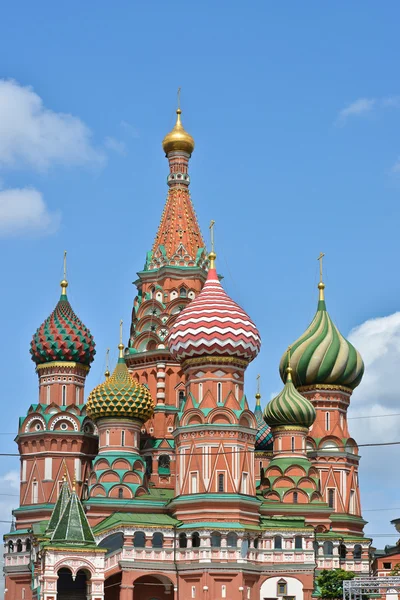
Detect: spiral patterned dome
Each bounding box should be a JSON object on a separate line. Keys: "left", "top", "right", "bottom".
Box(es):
{"left": 86, "top": 351, "right": 154, "bottom": 423}
{"left": 168, "top": 254, "right": 261, "bottom": 363}
{"left": 279, "top": 283, "right": 364, "bottom": 390}
{"left": 30, "top": 282, "right": 95, "bottom": 367}
{"left": 254, "top": 393, "right": 273, "bottom": 451}
{"left": 264, "top": 368, "right": 316, "bottom": 428}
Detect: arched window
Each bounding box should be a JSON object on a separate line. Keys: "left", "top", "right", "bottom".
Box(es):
{"left": 328, "top": 488, "right": 335, "bottom": 509}
{"left": 8, "top": 541, "right": 13, "bottom": 553}
{"left": 295, "top": 536, "right": 302, "bottom": 549}
{"left": 339, "top": 543, "right": 347, "bottom": 559}
{"left": 254, "top": 537, "right": 259, "bottom": 549}
{"left": 25, "top": 539, "right": 31, "bottom": 553}
{"left": 192, "top": 532, "right": 200, "bottom": 548}
{"left": 121, "top": 430, "right": 125, "bottom": 447}
{"left": 323, "top": 541, "right": 333, "bottom": 556}
{"left": 179, "top": 533, "right": 187, "bottom": 548}
{"left": 325, "top": 411, "right": 330, "bottom": 431}
{"left": 133, "top": 531, "right": 146, "bottom": 548}
{"left": 16, "top": 539, "right": 23, "bottom": 553}
{"left": 313, "top": 541, "right": 319, "bottom": 556}
{"left": 105, "top": 429, "right": 110, "bottom": 446}
{"left": 353, "top": 544, "right": 362, "bottom": 560}
{"left": 62, "top": 385, "right": 67, "bottom": 406}
{"left": 158, "top": 454, "right": 171, "bottom": 475}
{"left": 211, "top": 532, "right": 221, "bottom": 548}
{"left": 217, "top": 382, "right": 222, "bottom": 404}
{"left": 218, "top": 473, "right": 225, "bottom": 492}
{"left": 178, "top": 389, "right": 185, "bottom": 406}
{"left": 118, "top": 488, "right": 123, "bottom": 499}
{"left": 227, "top": 532, "right": 238, "bottom": 548}
{"left": 152, "top": 532, "right": 164, "bottom": 548}
{"left": 293, "top": 491, "right": 298, "bottom": 504}
{"left": 180, "top": 287, "right": 187, "bottom": 298}
{"left": 274, "top": 535, "right": 282, "bottom": 550}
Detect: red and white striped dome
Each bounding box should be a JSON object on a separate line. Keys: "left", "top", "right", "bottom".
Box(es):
{"left": 168, "top": 261, "right": 261, "bottom": 362}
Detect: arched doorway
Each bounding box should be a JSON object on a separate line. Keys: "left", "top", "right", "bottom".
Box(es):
{"left": 133, "top": 574, "right": 175, "bottom": 599}
{"left": 57, "top": 568, "right": 89, "bottom": 600}
{"left": 105, "top": 572, "right": 122, "bottom": 600}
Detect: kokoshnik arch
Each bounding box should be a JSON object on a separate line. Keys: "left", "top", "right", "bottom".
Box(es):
{"left": 4, "top": 102, "right": 370, "bottom": 600}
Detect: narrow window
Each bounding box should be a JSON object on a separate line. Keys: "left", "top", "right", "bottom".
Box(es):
{"left": 106, "top": 429, "right": 110, "bottom": 446}
{"left": 274, "top": 535, "right": 282, "bottom": 550}
{"left": 235, "top": 384, "right": 239, "bottom": 399}
{"left": 180, "top": 287, "right": 187, "bottom": 298}
{"left": 118, "top": 488, "right": 123, "bottom": 499}
{"left": 211, "top": 532, "right": 221, "bottom": 547}
{"left": 46, "top": 385, "right": 51, "bottom": 404}
{"left": 21, "top": 460, "right": 27, "bottom": 482}
{"left": 218, "top": 473, "right": 225, "bottom": 492}
{"left": 222, "top": 585, "right": 227, "bottom": 598}
{"left": 179, "top": 533, "right": 187, "bottom": 548}
{"left": 340, "top": 413, "right": 344, "bottom": 428}
{"left": 133, "top": 532, "right": 146, "bottom": 548}
{"left": 291, "top": 436, "right": 295, "bottom": 452}
{"left": 74, "top": 458, "right": 81, "bottom": 482}
{"left": 198, "top": 382, "right": 203, "bottom": 402}
{"left": 8, "top": 541, "right": 13, "bottom": 553}
{"left": 62, "top": 385, "right": 67, "bottom": 406}
{"left": 295, "top": 536, "right": 302, "bottom": 549}
{"left": 44, "top": 457, "right": 52, "bottom": 480}
{"left": 16, "top": 539, "right": 23, "bottom": 552}
{"left": 325, "top": 411, "right": 330, "bottom": 431}
{"left": 293, "top": 491, "right": 298, "bottom": 504}
{"left": 191, "top": 473, "right": 198, "bottom": 494}
{"left": 32, "top": 480, "right": 38, "bottom": 504}
{"left": 277, "top": 580, "right": 287, "bottom": 596}
{"left": 192, "top": 532, "right": 200, "bottom": 547}
{"left": 324, "top": 541, "right": 333, "bottom": 556}
{"left": 191, "top": 586, "right": 196, "bottom": 599}
{"left": 242, "top": 472, "right": 248, "bottom": 494}
{"left": 25, "top": 539, "right": 31, "bottom": 553}
{"left": 75, "top": 386, "right": 80, "bottom": 404}
{"left": 152, "top": 532, "right": 164, "bottom": 548}
{"left": 328, "top": 488, "right": 335, "bottom": 509}
{"left": 158, "top": 454, "right": 171, "bottom": 474}
{"left": 178, "top": 389, "right": 185, "bottom": 406}
{"left": 349, "top": 489, "right": 356, "bottom": 514}
{"left": 227, "top": 532, "right": 238, "bottom": 548}
{"left": 217, "top": 382, "right": 222, "bottom": 403}
{"left": 121, "top": 430, "right": 125, "bottom": 447}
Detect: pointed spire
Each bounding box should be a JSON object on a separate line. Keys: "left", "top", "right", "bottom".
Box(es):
{"left": 105, "top": 348, "right": 110, "bottom": 379}
{"left": 46, "top": 478, "right": 71, "bottom": 535}
{"left": 208, "top": 219, "right": 216, "bottom": 269}
{"left": 60, "top": 250, "right": 68, "bottom": 298}
{"left": 254, "top": 374, "right": 263, "bottom": 426}
{"left": 118, "top": 320, "right": 124, "bottom": 360}
{"left": 51, "top": 487, "right": 96, "bottom": 546}
{"left": 317, "top": 251, "right": 325, "bottom": 303}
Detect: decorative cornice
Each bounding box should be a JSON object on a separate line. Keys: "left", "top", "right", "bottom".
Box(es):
{"left": 271, "top": 425, "right": 309, "bottom": 433}
{"left": 36, "top": 361, "right": 90, "bottom": 373}
{"left": 182, "top": 356, "right": 248, "bottom": 369}
{"left": 297, "top": 383, "right": 353, "bottom": 394}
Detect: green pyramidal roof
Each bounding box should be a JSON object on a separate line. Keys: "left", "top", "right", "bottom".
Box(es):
{"left": 51, "top": 489, "right": 96, "bottom": 546}
{"left": 46, "top": 479, "right": 71, "bottom": 535}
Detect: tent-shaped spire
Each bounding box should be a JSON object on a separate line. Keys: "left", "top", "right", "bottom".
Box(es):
{"left": 46, "top": 477, "right": 71, "bottom": 535}
{"left": 51, "top": 487, "right": 95, "bottom": 546}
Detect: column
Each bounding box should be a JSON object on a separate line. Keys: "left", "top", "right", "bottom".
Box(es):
{"left": 156, "top": 362, "right": 166, "bottom": 405}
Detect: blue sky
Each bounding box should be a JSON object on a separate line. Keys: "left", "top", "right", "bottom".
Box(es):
{"left": 0, "top": 0, "right": 399, "bottom": 554}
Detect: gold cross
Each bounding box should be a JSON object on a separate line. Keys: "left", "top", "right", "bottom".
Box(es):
{"left": 209, "top": 220, "right": 215, "bottom": 253}
{"left": 317, "top": 252, "right": 325, "bottom": 283}
{"left": 63, "top": 250, "right": 67, "bottom": 280}
{"left": 119, "top": 320, "right": 123, "bottom": 346}
{"left": 256, "top": 374, "right": 260, "bottom": 395}
{"left": 287, "top": 345, "right": 292, "bottom": 367}
{"left": 177, "top": 87, "right": 181, "bottom": 109}
{"left": 106, "top": 348, "right": 110, "bottom": 371}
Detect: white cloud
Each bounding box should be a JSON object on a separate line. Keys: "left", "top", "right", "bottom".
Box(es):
{"left": 0, "top": 187, "right": 60, "bottom": 237}
{"left": 104, "top": 136, "right": 127, "bottom": 156}
{"left": 0, "top": 79, "right": 105, "bottom": 170}
{"left": 336, "top": 98, "right": 376, "bottom": 125}
{"left": 392, "top": 158, "right": 400, "bottom": 173}
{"left": 120, "top": 120, "right": 139, "bottom": 138}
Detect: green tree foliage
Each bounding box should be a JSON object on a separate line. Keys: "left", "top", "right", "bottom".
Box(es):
{"left": 316, "top": 568, "right": 356, "bottom": 599}
{"left": 390, "top": 563, "right": 400, "bottom": 575}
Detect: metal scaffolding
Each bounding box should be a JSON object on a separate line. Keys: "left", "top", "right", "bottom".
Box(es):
{"left": 343, "top": 577, "right": 400, "bottom": 600}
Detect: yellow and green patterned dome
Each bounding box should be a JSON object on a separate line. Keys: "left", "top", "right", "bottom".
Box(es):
{"left": 264, "top": 367, "right": 316, "bottom": 429}
{"left": 279, "top": 282, "right": 364, "bottom": 391}
{"left": 86, "top": 345, "right": 154, "bottom": 423}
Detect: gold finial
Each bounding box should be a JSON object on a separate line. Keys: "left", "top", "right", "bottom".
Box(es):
{"left": 105, "top": 348, "right": 110, "bottom": 379}
{"left": 255, "top": 374, "right": 261, "bottom": 404}
{"left": 72, "top": 475, "right": 76, "bottom": 492}
{"left": 208, "top": 220, "right": 216, "bottom": 268}
{"left": 286, "top": 346, "right": 293, "bottom": 381}
{"left": 162, "top": 91, "right": 195, "bottom": 155}
{"left": 60, "top": 250, "right": 68, "bottom": 295}
{"left": 317, "top": 252, "right": 325, "bottom": 301}
{"left": 177, "top": 87, "right": 181, "bottom": 110}
{"left": 118, "top": 320, "right": 124, "bottom": 358}
{"left": 63, "top": 469, "right": 67, "bottom": 483}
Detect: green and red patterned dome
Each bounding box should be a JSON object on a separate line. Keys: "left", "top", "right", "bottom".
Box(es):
{"left": 264, "top": 366, "right": 316, "bottom": 429}
{"left": 30, "top": 280, "right": 95, "bottom": 367}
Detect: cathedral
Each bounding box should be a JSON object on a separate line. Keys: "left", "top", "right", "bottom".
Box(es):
{"left": 4, "top": 105, "right": 371, "bottom": 600}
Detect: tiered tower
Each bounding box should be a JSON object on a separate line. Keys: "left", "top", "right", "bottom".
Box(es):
{"left": 168, "top": 248, "right": 262, "bottom": 525}
{"left": 279, "top": 258, "right": 365, "bottom": 536}
{"left": 126, "top": 106, "right": 208, "bottom": 488}
{"left": 15, "top": 261, "right": 97, "bottom": 529}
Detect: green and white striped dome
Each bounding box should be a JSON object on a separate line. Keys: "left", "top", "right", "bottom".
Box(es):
{"left": 264, "top": 367, "right": 316, "bottom": 428}
{"left": 279, "top": 283, "right": 364, "bottom": 390}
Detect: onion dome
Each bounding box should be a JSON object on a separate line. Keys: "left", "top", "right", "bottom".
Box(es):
{"left": 279, "top": 280, "right": 364, "bottom": 390}
{"left": 30, "top": 277, "right": 95, "bottom": 367}
{"left": 162, "top": 108, "right": 195, "bottom": 155}
{"left": 264, "top": 365, "right": 316, "bottom": 429}
{"left": 255, "top": 392, "right": 273, "bottom": 451}
{"left": 86, "top": 343, "right": 154, "bottom": 423}
{"left": 168, "top": 252, "right": 261, "bottom": 363}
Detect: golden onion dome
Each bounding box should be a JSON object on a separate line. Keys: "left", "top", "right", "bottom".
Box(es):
{"left": 162, "top": 108, "right": 195, "bottom": 155}
{"left": 86, "top": 348, "right": 154, "bottom": 423}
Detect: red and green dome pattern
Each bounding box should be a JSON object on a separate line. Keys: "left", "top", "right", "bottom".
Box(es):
{"left": 30, "top": 293, "right": 95, "bottom": 366}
